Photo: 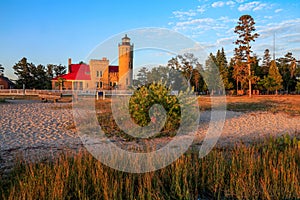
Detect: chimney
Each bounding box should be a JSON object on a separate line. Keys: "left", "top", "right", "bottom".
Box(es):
{"left": 68, "top": 58, "right": 72, "bottom": 73}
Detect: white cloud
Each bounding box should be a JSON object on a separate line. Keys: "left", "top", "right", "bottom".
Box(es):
{"left": 275, "top": 9, "right": 283, "bottom": 13}
{"left": 218, "top": 16, "right": 236, "bottom": 23}
{"left": 279, "top": 33, "right": 300, "bottom": 39}
{"left": 212, "top": 1, "right": 225, "bottom": 8}
{"left": 197, "top": 5, "right": 208, "bottom": 14}
{"left": 175, "top": 18, "right": 215, "bottom": 27}
{"left": 226, "top": 1, "right": 236, "bottom": 7}
{"left": 212, "top": 1, "right": 235, "bottom": 8}
{"left": 253, "top": 3, "right": 267, "bottom": 11}
{"left": 172, "top": 10, "right": 197, "bottom": 20}
{"left": 238, "top": 1, "right": 267, "bottom": 12}
{"left": 258, "top": 18, "right": 300, "bottom": 37}
{"left": 217, "top": 36, "right": 235, "bottom": 45}
{"left": 264, "top": 16, "right": 273, "bottom": 19}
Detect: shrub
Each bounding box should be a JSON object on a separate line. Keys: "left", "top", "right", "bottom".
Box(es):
{"left": 129, "top": 82, "right": 181, "bottom": 137}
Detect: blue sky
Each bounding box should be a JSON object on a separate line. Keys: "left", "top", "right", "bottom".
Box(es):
{"left": 0, "top": 0, "right": 299, "bottom": 79}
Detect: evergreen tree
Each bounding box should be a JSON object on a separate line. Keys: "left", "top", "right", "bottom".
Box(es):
{"left": 53, "top": 64, "right": 66, "bottom": 77}
{"left": 204, "top": 53, "right": 223, "bottom": 95}
{"left": 268, "top": 60, "right": 283, "bottom": 94}
{"left": 296, "top": 82, "right": 300, "bottom": 93}
{"left": 232, "top": 48, "right": 248, "bottom": 93}
{"left": 0, "top": 64, "right": 4, "bottom": 77}
{"left": 216, "top": 48, "right": 233, "bottom": 91}
{"left": 32, "top": 64, "right": 48, "bottom": 89}
{"left": 277, "top": 52, "right": 297, "bottom": 92}
{"left": 251, "top": 55, "right": 262, "bottom": 90}
{"left": 13, "top": 57, "right": 34, "bottom": 89}
{"left": 135, "top": 67, "right": 149, "bottom": 86}
{"left": 13, "top": 57, "right": 58, "bottom": 89}
{"left": 261, "top": 76, "right": 276, "bottom": 94}
{"left": 228, "top": 58, "right": 236, "bottom": 91}
{"left": 261, "top": 49, "right": 271, "bottom": 76}
{"left": 191, "top": 64, "right": 206, "bottom": 93}
{"left": 234, "top": 15, "right": 259, "bottom": 97}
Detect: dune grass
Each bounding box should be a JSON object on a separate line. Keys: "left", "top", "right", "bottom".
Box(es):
{"left": 0, "top": 135, "right": 299, "bottom": 200}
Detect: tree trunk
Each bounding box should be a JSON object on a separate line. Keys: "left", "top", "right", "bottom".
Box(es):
{"left": 248, "top": 63, "right": 252, "bottom": 98}
{"left": 247, "top": 42, "right": 252, "bottom": 98}
{"left": 236, "top": 79, "right": 239, "bottom": 95}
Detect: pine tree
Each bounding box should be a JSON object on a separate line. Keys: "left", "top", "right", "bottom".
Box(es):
{"left": 13, "top": 57, "right": 33, "bottom": 88}
{"left": 234, "top": 15, "right": 259, "bottom": 97}
{"left": 277, "top": 52, "right": 297, "bottom": 92}
{"left": 268, "top": 60, "right": 283, "bottom": 94}
{"left": 0, "top": 64, "right": 4, "bottom": 77}
{"left": 261, "top": 49, "right": 271, "bottom": 76}
{"left": 135, "top": 67, "right": 149, "bottom": 86}
{"left": 204, "top": 53, "right": 223, "bottom": 95}
{"left": 232, "top": 48, "right": 248, "bottom": 94}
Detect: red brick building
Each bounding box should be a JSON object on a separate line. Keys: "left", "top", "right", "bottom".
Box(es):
{"left": 0, "top": 76, "right": 15, "bottom": 89}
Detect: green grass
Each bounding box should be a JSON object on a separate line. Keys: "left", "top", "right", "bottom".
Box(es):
{"left": 0, "top": 135, "right": 299, "bottom": 200}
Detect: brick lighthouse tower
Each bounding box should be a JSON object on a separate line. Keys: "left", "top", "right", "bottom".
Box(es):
{"left": 118, "top": 34, "right": 133, "bottom": 89}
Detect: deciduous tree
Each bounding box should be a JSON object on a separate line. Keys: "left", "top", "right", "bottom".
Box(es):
{"left": 168, "top": 53, "right": 199, "bottom": 88}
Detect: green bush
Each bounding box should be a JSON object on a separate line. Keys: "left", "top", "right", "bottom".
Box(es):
{"left": 129, "top": 82, "right": 181, "bottom": 137}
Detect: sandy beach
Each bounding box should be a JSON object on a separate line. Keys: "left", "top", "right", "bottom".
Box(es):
{"left": 1, "top": 99, "right": 300, "bottom": 171}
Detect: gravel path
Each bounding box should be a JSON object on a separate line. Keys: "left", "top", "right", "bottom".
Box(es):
{"left": 0, "top": 100, "right": 299, "bottom": 171}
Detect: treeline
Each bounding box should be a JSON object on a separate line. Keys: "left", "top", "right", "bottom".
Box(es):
{"left": 135, "top": 15, "right": 300, "bottom": 95}
{"left": 134, "top": 49, "right": 300, "bottom": 95}
{"left": 12, "top": 57, "right": 66, "bottom": 89}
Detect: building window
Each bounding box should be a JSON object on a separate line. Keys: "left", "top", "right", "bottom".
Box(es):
{"left": 79, "top": 82, "right": 83, "bottom": 90}
{"left": 73, "top": 82, "right": 78, "bottom": 90}
{"left": 100, "top": 81, "right": 103, "bottom": 88}
{"left": 126, "top": 78, "right": 128, "bottom": 85}
{"left": 100, "top": 71, "right": 103, "bottom": 77}
{"left": 110, "top": 82, "right": 112, "bottom": 87}
{"left": 96, "top": 71, "right": 99, "bottom": 77}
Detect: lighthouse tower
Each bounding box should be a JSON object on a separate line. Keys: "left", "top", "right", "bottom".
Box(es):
{"left": 118, "top": 34, "right": 133, "bottom": 89}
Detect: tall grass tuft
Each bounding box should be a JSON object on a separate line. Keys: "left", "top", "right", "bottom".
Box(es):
{"left": 0, "top": 135, "right": 299, "bottom": 199}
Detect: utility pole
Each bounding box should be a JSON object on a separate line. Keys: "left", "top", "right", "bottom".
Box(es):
{"left": 273, "top": 32, "right": 276, "bottom": 60}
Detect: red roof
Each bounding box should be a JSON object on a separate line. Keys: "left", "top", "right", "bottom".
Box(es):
{"left": 109, "top": 65, "right": 119, "bottom": 73}
{"left": 52, "top": 64, "right": 91, "bottom": 81}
